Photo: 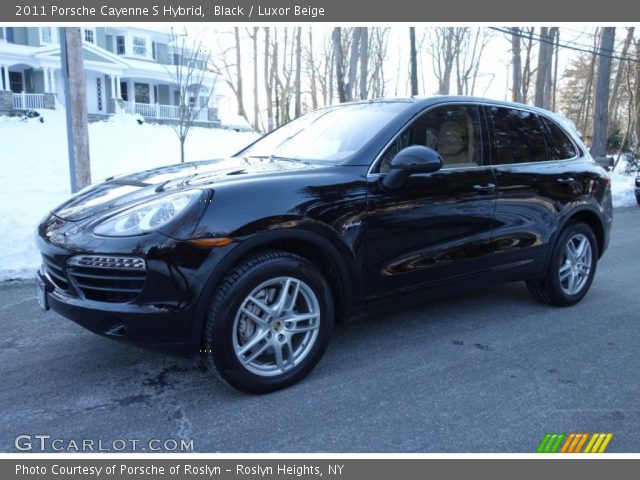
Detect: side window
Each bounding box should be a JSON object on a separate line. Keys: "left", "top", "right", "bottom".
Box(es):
{"left": 377, "top": 104, "right": 483, "bottom": 173}
{"left": 487, "top": 106, "right": 548, "bottom": 165}
{"left": 539, "top": 116, "right": 578, "bottom": 160}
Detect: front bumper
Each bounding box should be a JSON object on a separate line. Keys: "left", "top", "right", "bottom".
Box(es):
{"left": 36, "top": 268, "right": 194, "bottom": 355}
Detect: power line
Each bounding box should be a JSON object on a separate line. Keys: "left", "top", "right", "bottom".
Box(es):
{"left": 490, "top": 27, "right": 640, "bottom": 64}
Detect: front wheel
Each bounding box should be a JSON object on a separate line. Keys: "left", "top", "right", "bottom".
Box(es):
{"left": 203, "top": 251, "right": 334, "bottom": 394}
{"left": 527, "top": 222, "right": 598, "bottom": 307}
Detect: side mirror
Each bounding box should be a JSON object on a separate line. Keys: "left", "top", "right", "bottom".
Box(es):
{"left": 382, "top": 145, "right": 443, "bottom": 189}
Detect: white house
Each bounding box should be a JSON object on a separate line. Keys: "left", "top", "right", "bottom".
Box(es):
{"left": 0, "top": 26, "right": 223, "bottom": 125}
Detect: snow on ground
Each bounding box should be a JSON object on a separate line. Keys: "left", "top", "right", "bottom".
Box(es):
{"left": 0, "top": 109, "right": 258, "bottom": 280}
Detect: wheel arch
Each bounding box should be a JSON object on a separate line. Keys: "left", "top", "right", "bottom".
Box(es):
{"left": 562, "top": 208, "right": 606, "bottom": 259}
{"left": 189, "top": 228, "right": 360, "bottom": 354}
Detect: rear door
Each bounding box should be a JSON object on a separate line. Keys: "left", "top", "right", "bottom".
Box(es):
{"left": 485, "top": 105, "right": 583, "bottom": 274}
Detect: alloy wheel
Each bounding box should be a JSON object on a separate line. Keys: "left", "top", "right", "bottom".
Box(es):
{"left": 232, "top": 276, "right": 321, "bottom": 377}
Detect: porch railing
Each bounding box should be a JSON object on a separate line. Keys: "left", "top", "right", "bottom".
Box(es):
{"left": 122, "top": 100, "right": 209, "bottom": 122}
{"left": 13, "top": 92, "right": 45, "bottom": 110}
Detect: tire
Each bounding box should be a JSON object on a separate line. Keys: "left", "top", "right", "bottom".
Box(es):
{"left": 202, "top": 251, "right": 334, "bottom": 394}
{"left": 636, "top": 195, "right": 640, "bottom": 206}
{"left": 527, "top": 222, "right": 598, "bottom": 307}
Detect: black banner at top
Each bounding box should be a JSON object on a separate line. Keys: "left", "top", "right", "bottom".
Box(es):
{"left": 3, "top": 0, "right": 640, "bottom": 22}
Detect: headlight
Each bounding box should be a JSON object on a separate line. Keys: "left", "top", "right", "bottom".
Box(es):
{"left": 93, "top": 190, "right": 202, "bottom": 237}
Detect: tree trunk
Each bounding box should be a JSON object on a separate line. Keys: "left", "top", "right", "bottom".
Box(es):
{"left": 359, "top": 27, "right": 368, "bottom": 100}
{"left": 410, "top": 27, "right": 418, "bottom": 96}
{"left": 234, "top": 27, "right": 246, "bottom": 119}
{"left": 332, "top": 27, "right": 346, "bottom": 103}
{"left": 542, "top": 27, "right": 558, "bottom": 109}
{"left": 634, "top": 41, "right": 640, "bottom": 155}
{"left": 251, "top": 27, "right": 259, "bottom": 131}
{"left": 308, "top": 28, "right": 318, "bottom": 109}
{"left": 511, "top": 28, "right": 522, "bottom": 103}
{"left": 551, "top": 28, "right": 560, "bottom": 110}
{"left": 522, "top": 28, "right": 535, "bottom": 101}
{"left": 534, "top": 27, "right": 552, "bottom": 108}
{"left": 609, "top": 27, "right": 635, "bottom": 128}
{"left": 263, "top": 28, "right": 274, "bottom": 132}
{"left": 590, "top": 27, "right": 616, "bottom": 158}
{"left": 346, "top": 28, "right": 362, "bottom": 101}
{"left": 294, "top": 27, "right": 302, "bottom": 117}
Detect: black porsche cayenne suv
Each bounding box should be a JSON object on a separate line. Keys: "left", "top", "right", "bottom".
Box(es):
{"left": 36, "top": 96, "right": 613, "bottom": 393}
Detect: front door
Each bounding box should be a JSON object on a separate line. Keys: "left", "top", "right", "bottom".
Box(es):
{"left": 365, "top": 103, "right": 497, "bottom": 302}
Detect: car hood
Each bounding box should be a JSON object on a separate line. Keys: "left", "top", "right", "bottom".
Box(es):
{"left": 53, "top": 157, "right": 318, "bottom": 221}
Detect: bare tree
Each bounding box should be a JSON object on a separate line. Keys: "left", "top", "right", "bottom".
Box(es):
{"left": 409, "top": 27, "right": 418, "bottom": 96}
{"left": 510, "top": 28, "right": 522, "bottom": 103}
{"left": 455, "top": 28, "right": 491, "bottom": 96}
{"left": 609, "top": 27, "right": 635, "bottom": 127}
{"left": 346, "top": 28, "right": 362, "bottom": 101}
{"left": 167, "top": 30, "right": 215, "bottom": 163}
{"left": 263, "top": 28, "right": 275, "bottom": 132}
{"left": 247, "top": 27, "right": 260, "bottom": 131}
{"left": 359, "top": 28, "right": 369, "bottom": 100}
{"left": 534, "top": 27, "right": 555, "bottom": 108}
{"left": 369, "top": 28, "right": 390, "bottom": 99}
{"left": 306, "top": 28, "right": 319, "bottom": 109}
{"left": 234, "top": 28, "right": 246, "bottom": 119}
{"left": 294, "top": 27, "right": 302, "bottom": 117}
{"left": 429, "top": 27, "right": 466, "bottom": 95}
{"left": 591, "top": 27, "right": 616, "bottom": 158}
{"left": 332, "top": 27, "right": 347, "bottom": 103}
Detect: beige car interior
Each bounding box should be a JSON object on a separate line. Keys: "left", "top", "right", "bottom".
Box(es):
{"left": 378, "top": 107, "right": 480, "bottom": 173}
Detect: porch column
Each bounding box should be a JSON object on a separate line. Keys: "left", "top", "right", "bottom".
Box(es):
{"left": 2, "top": 65, "right": 9, "bottom": 91}
{"left": 110, "top": 75, "right": 116, "bottom": 98}
{"left": 43, "top": 68, "right": 50, "bottom": 93}
{"left": 115, "top": 76, "right": 121, "bottom": 98}
{"left": 50, "top": 69, "right": 57, "bottom": 94}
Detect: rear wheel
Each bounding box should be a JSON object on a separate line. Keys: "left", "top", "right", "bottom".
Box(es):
{"left": 203, "top": 251, "right": 334, "bottom": 394}
{"left": 527, "top": 222, "right": 598, "bottom": 307}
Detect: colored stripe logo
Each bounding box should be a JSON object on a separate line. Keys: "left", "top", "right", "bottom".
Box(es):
{"left": 537, "top": 433, "right": 613, "bottom": 453}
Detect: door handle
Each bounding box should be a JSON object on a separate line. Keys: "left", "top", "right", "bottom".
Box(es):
{"left": 557, "top": 177, "right": 575, "bottom": 185}
{"left": 473, "top": 183, "right": 496, "bottom": 193}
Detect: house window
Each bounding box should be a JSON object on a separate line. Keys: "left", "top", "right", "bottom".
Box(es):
{"left": 120, "top": 82, "right": 128, "bottom": 101}
{"left": 152, "top": 42, "right": 157, "bottom": 60}
{"left": 9, "top": 72, "right": 23, "bottom": 93}
{"left": 116, "top": 36, "right": 125, "bottom": 55}
{"left": 84, "top": 29, "right": 94, "bottom": 44}
{"left": 134, "top": 83, "right": 150, "bottom": 104}
{"left": 0, "top": 27, "right": 5, "bottom": 41}
{"left": 6, "top": 27, "right": 15, "bottom": 44}
{"left": 133, "top": 37, "right": 147, "bottom": 56}
{"left": 40, "top": 27, "right": 52, "bottom": 44}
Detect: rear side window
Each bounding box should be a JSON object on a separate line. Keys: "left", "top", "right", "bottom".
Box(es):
{"left": 487, "top": 106, "right": 548, "bottom": 165}
{"left": 539, "top": 116, "right": 578, "bottom": 160}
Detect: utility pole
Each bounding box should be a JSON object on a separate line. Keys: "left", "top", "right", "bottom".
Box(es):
{"left": 60, "top": 27, "right": 91, "bottom": 193}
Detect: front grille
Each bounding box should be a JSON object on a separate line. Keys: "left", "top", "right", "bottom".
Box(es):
{"left": 42, "top": 254, "right": 69, "bottom": 291}
{"left": 67, "top": 255, "right": 147, "bottom": 303}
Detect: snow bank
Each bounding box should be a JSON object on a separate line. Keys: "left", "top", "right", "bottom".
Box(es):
{"left": 0, "top": 110, "right": 257, "bottom": 280}
{"left": 610, "top": 156, "right": 638, "bottom": 208}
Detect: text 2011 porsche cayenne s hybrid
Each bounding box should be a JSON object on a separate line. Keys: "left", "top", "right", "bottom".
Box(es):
{"left": 36, "top": 96, "right": 613, "bottom": 393}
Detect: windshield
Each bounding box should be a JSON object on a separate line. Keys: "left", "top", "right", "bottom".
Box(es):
{"left": 237, "top": 102, "right": 407, "bottom": 162}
